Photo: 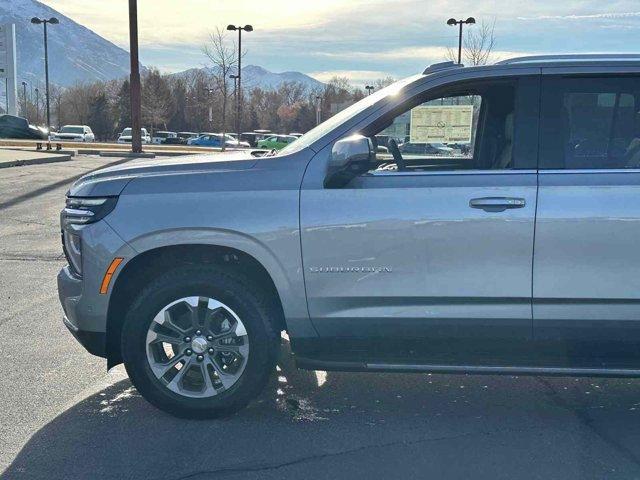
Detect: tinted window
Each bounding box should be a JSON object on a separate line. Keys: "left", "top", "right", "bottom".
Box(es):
{"left": 367, "top": 79, "right": 518, "bottom": 172}
{"left": 540, "top": 76, "right": 640, "bottom": 169}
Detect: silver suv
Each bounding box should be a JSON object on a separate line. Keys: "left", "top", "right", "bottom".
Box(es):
{"left": 58, "top": 54, "right": 640, "bottom": 418}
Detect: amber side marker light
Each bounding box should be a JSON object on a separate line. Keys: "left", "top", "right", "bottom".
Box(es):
{"left": 100, "top": 257, "right": 124, "bottom": 294}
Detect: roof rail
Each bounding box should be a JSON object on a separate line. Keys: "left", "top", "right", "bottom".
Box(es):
{"left": 496, "top": 53, "right": 640, "bottom": 65}
{"left": 423, "top": 61, "right": 463, "bottom": 74}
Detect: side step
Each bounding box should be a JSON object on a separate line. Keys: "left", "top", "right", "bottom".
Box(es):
{"left": 295, "top": 356, "right": 640, "bottom": 378}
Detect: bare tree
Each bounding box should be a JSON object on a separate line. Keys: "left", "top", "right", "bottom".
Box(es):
{"left": 202, "top": 27, "right": 237, "bottom": 151}
{"left": 142, "top": 68, "right": 175, "bottom": 137}
{"left": 446, "top": 19, "right": 496, "bottom": 66}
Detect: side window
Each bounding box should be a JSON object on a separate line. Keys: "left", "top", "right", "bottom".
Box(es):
{"left": 540, "top": 76, "right": 640, "bottom": 169}
{"left": 367, "top": 79, "right": 517, "bottom": 172}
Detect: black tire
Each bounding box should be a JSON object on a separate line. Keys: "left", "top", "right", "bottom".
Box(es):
{"left": 121, "top": 264, "right": 279, "bottom": 419}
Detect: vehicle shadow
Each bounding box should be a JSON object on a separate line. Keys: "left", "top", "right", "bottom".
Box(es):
{"left": 4, "top": 339, "right": 640, "bottom": 480}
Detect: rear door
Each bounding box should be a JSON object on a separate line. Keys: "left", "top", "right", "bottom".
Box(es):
{"left": 300, "top": 75, "right": 541, "bottom": 364}
{"left": 533, "top": 70, "right": 640, "bottom": 366}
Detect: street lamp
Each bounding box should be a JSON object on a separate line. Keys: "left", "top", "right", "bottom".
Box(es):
{"left": 446, "top": 17, "right": 475, "bottom": 64}
{"left": 315, "top": 95, "right": 322, "bottom": 126}
{"left": 226, "top": 24, "right": 253, "bottom": 142}
{"left": 31, "top": 16, "right": 59, "bottom": 129}
{"left": 229, "top": 73, "right": 239, "bottom": 132}
{"left": 365, "top": 85, "right": 374, "bottom": 96}
{"left": 34, "top": 87, "right": 39, "bottom": 124}
{"left": 21, "top": 81, "right": 27, "bottom": 116}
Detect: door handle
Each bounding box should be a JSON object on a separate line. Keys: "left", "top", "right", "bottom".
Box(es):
{"left": 469, "top": 197, "right": 526, "bottom": 212}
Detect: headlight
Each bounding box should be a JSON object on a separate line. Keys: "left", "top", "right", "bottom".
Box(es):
{"left": 62, "top": 196, "right": 118, "bottom": 226}
{"left": 61, "top": 197, "right": 118, "bottom": 276}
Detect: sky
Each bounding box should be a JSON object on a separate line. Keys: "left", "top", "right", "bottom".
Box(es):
{"left": 40, "top": 0, "right": 640, "bottom": 86}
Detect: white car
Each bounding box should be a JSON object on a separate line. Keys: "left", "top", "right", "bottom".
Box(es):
{"left": 117, "top": 127, "right": 151, "bottom": 144}
{"left": 51, "top": 125, "right": 95, "bottom": 143}
{"left": 151, "top": 131, "right": 177, "bottom": 145}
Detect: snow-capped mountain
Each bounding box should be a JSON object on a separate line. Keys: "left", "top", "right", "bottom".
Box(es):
{"left": 173, "top": 65, "right": 325, "bottom": 92}
{"left": 5, "top": 0, "right": 321, "bottom": 92}
{"left": 3, "top": 0, "right": 134, "bottom": 87}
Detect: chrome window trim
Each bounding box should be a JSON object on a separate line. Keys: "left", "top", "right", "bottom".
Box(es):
{"left": 366, "top": 169, "right": 537, "bottom": 178}
{"left": 539, "top": 169, "right": 640, "bottom": 175}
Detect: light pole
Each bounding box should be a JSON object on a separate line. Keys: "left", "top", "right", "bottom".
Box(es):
{"left": 128, "top": 0, "right": 143, "bottom": 153}
{"left": 229, "top": 73, "right": 239, "bottom": 137}
{"left": 34, "top": 87, "right": 39, "bottom": 124}
{"left": 31, "top": 16, "right": 58, "bottom": 129}
{"left": 446, "top": 17, "right": 475, "bottom": 64}
{"left": 365, "top": 85, "right": 374, "bottom": 96}
{"left": 315, "top": 95, "right": 322, "bottom": 126}
{"left": 226, "top": 25, "right": 253, "bottom": 142}
{"left": 21, "top": 81, "right": 27, "bottom": 116}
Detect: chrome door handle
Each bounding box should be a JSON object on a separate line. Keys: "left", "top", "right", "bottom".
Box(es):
{"left": 469, "top": 197, "right": 526, "bottom": 212}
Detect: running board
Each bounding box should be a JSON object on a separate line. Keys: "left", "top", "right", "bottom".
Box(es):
{"left": 295, "top": 356, "right": 640, "bottom": 378}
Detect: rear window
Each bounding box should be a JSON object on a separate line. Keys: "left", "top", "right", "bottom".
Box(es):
{"left": 540, "top": 76, "right": 640, "bottom": 169}
{"left": 60, "top": 126, "right": 84, "bottom": 134}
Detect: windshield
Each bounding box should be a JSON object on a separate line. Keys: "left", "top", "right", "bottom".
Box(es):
{"left": 60, "top": 126, "right": 84, "bottom": 134}
{"left": 121, "top": 128, "right": 131, "bottom": 135}
{"left": 277, "top": 75, "right": 420, "bottom": 155}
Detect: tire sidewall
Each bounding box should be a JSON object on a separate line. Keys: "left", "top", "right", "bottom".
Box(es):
{"left": 122, "top": 265, "right": 276, "bottom": 418}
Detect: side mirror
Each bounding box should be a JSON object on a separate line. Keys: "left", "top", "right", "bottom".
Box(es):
{"left": 324, "top": 134, "right": 374, "bottom": 188}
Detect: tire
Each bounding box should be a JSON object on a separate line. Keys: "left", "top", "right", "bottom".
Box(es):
{"left": 121, "top": 264, "right": 279, "bottom": 418}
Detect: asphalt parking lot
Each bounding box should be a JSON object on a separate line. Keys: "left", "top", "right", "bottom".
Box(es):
{"left": 2, "top": 154, "right": 640, "bottom": 480}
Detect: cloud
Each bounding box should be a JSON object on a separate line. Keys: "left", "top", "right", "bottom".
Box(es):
{"left": 517, "top": 11, "right": 640, "bottom": 21}
{"left": 309, "top": 69, "right": 392, "bottom": 84}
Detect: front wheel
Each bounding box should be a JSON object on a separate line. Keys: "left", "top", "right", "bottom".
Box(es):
{"left": 121, "top": 265, "right": 279, "bottom": 418}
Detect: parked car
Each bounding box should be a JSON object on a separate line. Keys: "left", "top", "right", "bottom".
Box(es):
{"left": 51, "top": 125, "right": 95, "bottom": 143}
{"left": 256, "top": 134, "right": 298, "bottom": 150}
{"left": 187, "top": 133, "right": 250, "bottom": 148}
{"left": 117, "top": 127, "right": 151, "bottom": 144}
{"left": 151, "top": 131, "right": 177, "bottom": 145}
{"left": 238, "top": 132, "right": 270, "bottom": 147}
{"left": 399, "top": 141, "right": 454, "bottom": 155}
{"left": 164, "top": 132, "right": 199, "bottom": 145}
{"left": 59, "top": 54, "right": 640, "bottom": 419}
{"left": 0, "top": 114, "right": 47, "bottom": 140}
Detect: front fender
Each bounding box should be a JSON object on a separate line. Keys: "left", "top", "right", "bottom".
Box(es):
{"left": 108, "top": 225, "right": 317, "bottom": 340}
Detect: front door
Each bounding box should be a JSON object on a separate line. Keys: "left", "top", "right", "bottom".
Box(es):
{"left": 300, "top": 76, "right": 540, "bottom": 365}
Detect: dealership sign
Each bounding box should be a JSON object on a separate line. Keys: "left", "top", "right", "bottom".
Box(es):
{"left": 0, "top": 24, "right": 17, "bottom": 115}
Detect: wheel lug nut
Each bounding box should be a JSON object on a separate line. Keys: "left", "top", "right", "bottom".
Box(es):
{"left": 195, "top": 330, "right": 202, "bottom": 336}
{"left": 184, "top": 336, "right": 191, "bottom": 342}
{"left": 197, "top": 355, "right": 204, "bottom": 362}
{"left": 208, "top": 347, "right": 214, "bottom": 354}
{"left": 207, "top": 335, "right": 213, "bottom": 341}
{"left": 185, "top": 349, "right": 192, "bottom": 356}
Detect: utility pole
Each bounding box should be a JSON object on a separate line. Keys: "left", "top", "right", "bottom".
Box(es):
{"left": 365, "top": 85, "right": 374, "bottom": 96}
{"left": 227, "top": 25, "right": 253, "bottom": 143}
{"left": 447, "top": 17, "right": 475, "bottom": 64}
{"left": 128, "top": 0, "right": 142, "bottom": 153}
{"left": 30, "top": 17, "right": 58, "bottom": 128}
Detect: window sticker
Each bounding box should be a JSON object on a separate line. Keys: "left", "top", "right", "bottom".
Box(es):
{"left": 409, "top": 105, "right": 474, "bottom": 143}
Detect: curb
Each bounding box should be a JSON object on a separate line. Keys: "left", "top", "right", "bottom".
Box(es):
{"left": 0, "top": 153, "right": 73, "bottom": 169}
{"left": 99, "top": 151, "right": 157, "bottom": 159}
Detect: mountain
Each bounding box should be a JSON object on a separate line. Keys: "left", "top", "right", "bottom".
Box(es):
{"left": 173, "top": 65, "right": 324, "bottom": 91}
{"left": 3, "top": 0, "right": 134, "bottom": 87}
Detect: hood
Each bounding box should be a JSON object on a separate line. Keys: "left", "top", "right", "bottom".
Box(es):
{"left": 68, "top": 151, "right": 260, "bottom": 197}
